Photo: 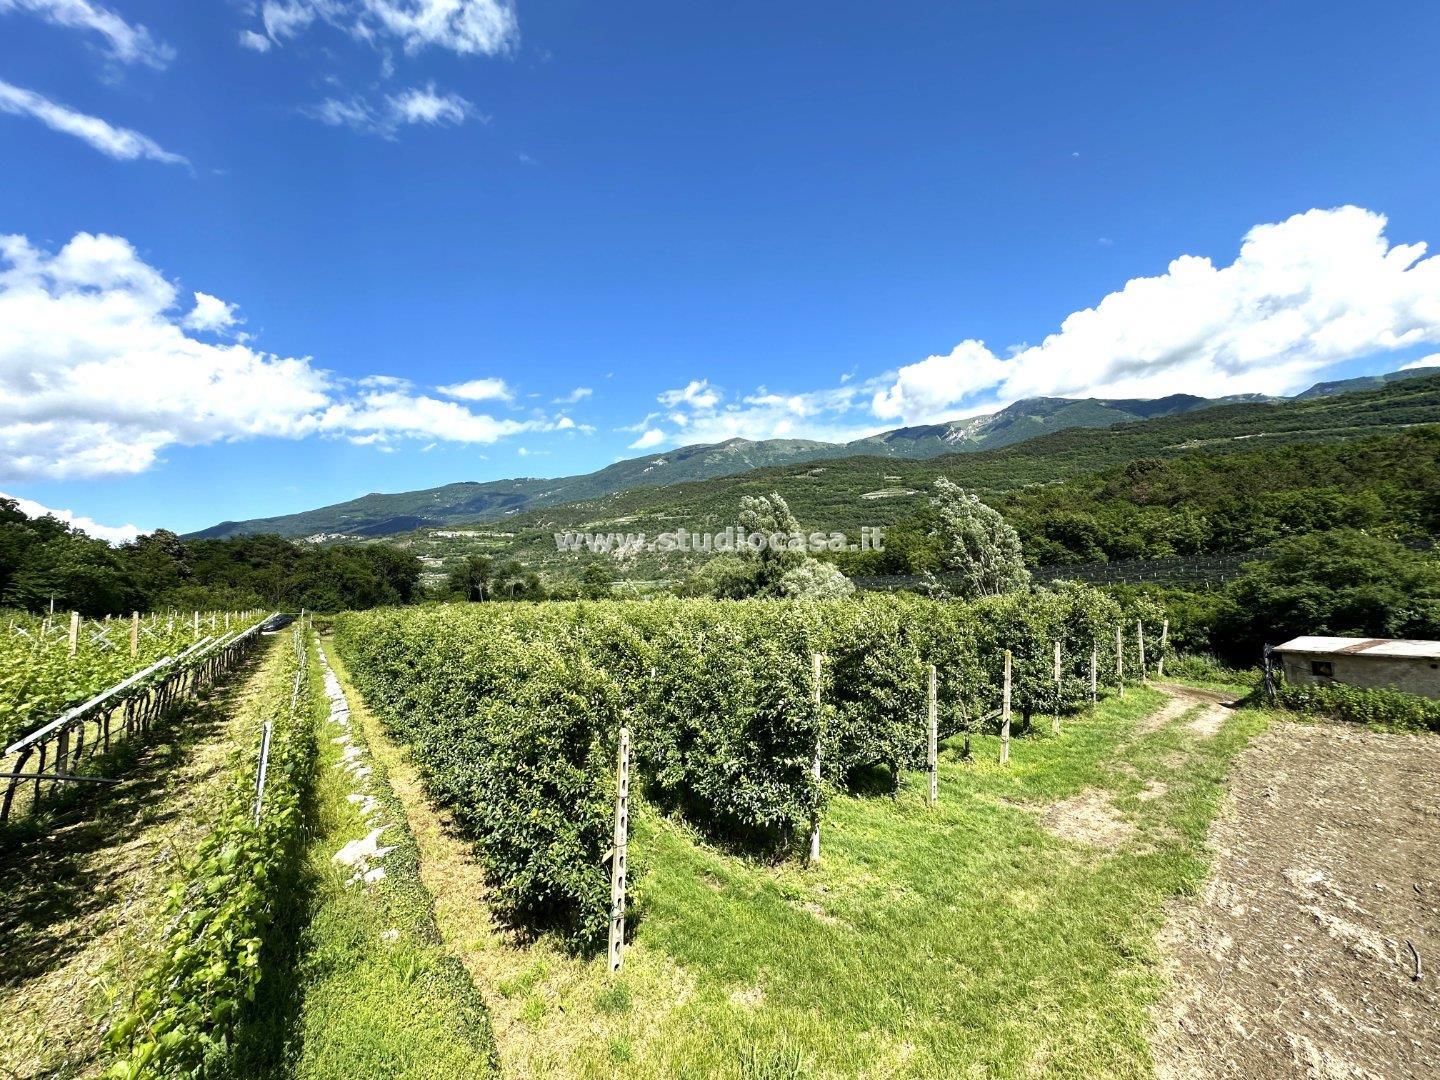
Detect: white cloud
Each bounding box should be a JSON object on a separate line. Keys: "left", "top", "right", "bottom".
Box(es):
{"left": 872, "top": 206, "right": 1440, "bottom": 423}
{"left": 255, "top": 0, "right": 517, "bottom": 57}
{"left": 0, "top": 232, "right": 546, "bottom": 481}
{"left": 1, "top": 491, "right": 142, "bottom": 544}
{"left": 317, "top": 389, "right": 538, "bottom": 444}
{"left": 552, "top": 386, "right": 591, "bottom": 404}
{"left": 238, "top": 28, "right": 273, "bottom": 51}
{"left": 0, "top": 78, "right": 187, "bottom": 165}
{"left": 628, "top": 428, "right": 665, "bottom": 450}
{"left": 658, "top": 379, "right": 722, "bottom": 411}
{"left": 0, "top": 0, "right": 174, "bottom": 68}
{"left": 183, "top": 291, "right": 240, "bottom": 333}
{"left": 1402, "top": 353, "right": 1440, "bottom": 370}
{"left": 305, "top": 81, "right": 476, "bottom": 137}
{"left": 436, "top": 376, "right": 512, "bottom": 402}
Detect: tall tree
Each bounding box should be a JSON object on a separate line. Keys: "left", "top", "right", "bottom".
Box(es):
{"left": 929, "top": 478, "right": 1031, "bottom": 599}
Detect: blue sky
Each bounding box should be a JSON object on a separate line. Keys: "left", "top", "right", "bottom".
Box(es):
{"left": 2, "top": 0, "right": 1439, "bottom": 538}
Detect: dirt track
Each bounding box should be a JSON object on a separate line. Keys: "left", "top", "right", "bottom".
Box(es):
{"left": 1154, "top": 719, "right": 1440, "bottom": 1078}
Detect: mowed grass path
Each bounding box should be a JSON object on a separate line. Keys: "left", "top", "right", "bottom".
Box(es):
{"left": 350, "top": 677, "right": 1267, "bottom": 1079}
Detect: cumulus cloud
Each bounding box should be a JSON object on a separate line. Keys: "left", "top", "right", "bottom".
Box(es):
{"left": 0, "top": 0, "right": 174, "bottom": 68}
{"left": 658, "top": 379, "right": 722, "bottom": 411}
{"left": 436, "top": 376, "right": 512, "bottom": 402}
{"left": 0, "top": 491, "right": 141, "bottom": 544}
{"left": 183, "top": 292, "right": 240, "bottom": 333}
{"left": 0, "top": 232, "right": 545, "bottom": 481}
{"left": 255, "top": 0, "right": 517, "bottom": 57}
{"left": 305, "top": 81, "right": 476, "bottom": 137}
{"left": 1402, "top": 353, "right": 1440, "bottom": 370}
{"left": 872, "top": 206, "right": 1440, "bottom": 423}
{"left": 628, "top": 428, "right": 665, "bottom": 450}
{"left": 553, "top": 386, "right": 591, "bottom": 404}
{"left": 0, "top": 79, "right": 187, "bottom": 165}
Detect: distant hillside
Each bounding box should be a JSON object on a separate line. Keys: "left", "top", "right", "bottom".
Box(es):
{"left": 385, "top": 370, "right": 1440, "bottom": 581}
{"left": 1295, "top": 366, "right": 1435, "bottom": 399}
{"left": 190, "top": 393, "right": 1239, "bottom": 539}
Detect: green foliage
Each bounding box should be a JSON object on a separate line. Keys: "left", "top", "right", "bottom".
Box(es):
{"left": 778, "top": 559, "right": 855, "bottom": 599}
{"left": 1003, "top": 428, "right": 1440, "bottom": 565}
{"left": 335, "top": 587, "right": 1162, "bottom": 937}
{"left": 106, "top": 632, "right": 318, "bottom": 1078}
{"left": 0, "top": 609, "right": 263, "bottom": 752}
{"left": 1276, "top": 682, "right": 1440, "bottom": 733}
{"left": 0, "top": 498, "right": 423, "bottom": 616}
{"left": 928, "top": 479, "right": 1031, "bottom": 598}
{"left": 1222, "top": 530, "right": 1440, "bottom": 658}
{"left": 334, "top": 607, "right": 624, "bottom": 942}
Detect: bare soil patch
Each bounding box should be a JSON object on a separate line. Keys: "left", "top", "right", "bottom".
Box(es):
{"left": 1040, "top": 788, "right": 1135, "bottom": 848}
{"left": 1153, "top": 720, "right": 1440, "bottom": 1079}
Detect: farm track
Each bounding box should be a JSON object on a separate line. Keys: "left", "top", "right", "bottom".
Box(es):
{"left": 0, "top": 639, "right": 275, "bottom": 1080}
{"left": 1152, "top": 719, "right": 1440, "bottom": 1078}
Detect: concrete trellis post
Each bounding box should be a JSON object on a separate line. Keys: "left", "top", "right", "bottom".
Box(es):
{"left": 1115, "top": 624, "right": 1125, "bottom": 698}
{"left": 68, "top": 611, "right": 79, "bottom": 659}
{"left": 1158, "top": 618, "right": 1169, "bottom": 678}
{"left": 252, "top": 721, "right": 273, "bottom": 825}
{"left": 608, "top": 725, "right": 631, "bottom": 973}
{"left": 1090, "top": 644, "right": 1098, "bottom": 703}
{"left": 927, "top": 663, "right": 938, "bottom": 806}
{"left": 1000, "top": 649, "right": 1012, "bottom": 765}
{"left": 1137, "top": 619, "right": 1147, "bottom": 684}
{"left": 130, "top": 612, "right": 139, "bottom": 659}
{"left": 1052, "top": 641, "right": 1062, "bottom": 734}
{"left": 193, "top": 610, "right": 200, "bottom": 638}
{"left": 809, "top": 652, "right": 823, "bottom": 863}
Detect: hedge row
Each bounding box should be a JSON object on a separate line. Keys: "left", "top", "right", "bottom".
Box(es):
{"left": 1277, "top": 681, "right": 1440, "bottom": 733}
{"left": 335, "top": 589, "right": 1165, "bottom": 942}
{"left": 106, "top": 627, "right": 318, "bottom": 1078}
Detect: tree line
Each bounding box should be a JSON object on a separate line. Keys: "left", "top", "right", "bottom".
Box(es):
{"left": 0, "top": 499, "right": 422, "bottom": 615}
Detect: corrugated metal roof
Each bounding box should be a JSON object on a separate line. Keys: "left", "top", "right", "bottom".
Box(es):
{"left": 1274, "top": 636, "right": 1440, "bottom": 659}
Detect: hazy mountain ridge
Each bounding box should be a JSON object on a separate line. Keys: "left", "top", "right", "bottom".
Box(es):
{"left": 187, "top": 372, "right": 1421, "bottom": 540}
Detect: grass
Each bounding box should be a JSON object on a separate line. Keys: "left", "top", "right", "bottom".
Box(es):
{"left": 348, "top": 679, "right": 1270, "bottom": 1079}
{"left": 257, "top": 636, "right": 499, "bottom": 1079}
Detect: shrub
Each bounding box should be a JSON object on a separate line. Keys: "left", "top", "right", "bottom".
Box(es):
{"left": 1276, "top": 682, "right": 1440, "bottom": 733}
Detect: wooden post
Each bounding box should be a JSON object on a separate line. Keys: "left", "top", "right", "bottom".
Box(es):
{"left": 1000, "top": 649, "right": 1012, "bottom": 765}
{"left": 608, "top": 725, "right": 631, "bottom": 972}
{"left": 1137, "top": 619, "right": 1147, "bottom": 684}
{"left": 1157, "top": 618, "right": 1169, "bottom": 678}
{"left": 1115, "top": 625, "right": 1125, "bottom": 698}
{"left": 1052, "top": 641, "right": 1062, "bottom": 735}
{"left": 130, "top": 611, "right": 139, "bottom": 659}
{"left": 1090, "top": 644, "right": 1098, "bottom": 702}
{"left": 809, "top": 652, "right": 823, "bottom": 863}
{"left": 927, "top": 663, "right": 938, "bottom": 806}
{"left": 68, "top": 611, "right": 79, "bottom": 659}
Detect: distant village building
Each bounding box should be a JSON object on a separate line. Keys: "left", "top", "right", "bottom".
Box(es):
{"left": 1273, "top": 636, "right": 1440, "bottom": 700}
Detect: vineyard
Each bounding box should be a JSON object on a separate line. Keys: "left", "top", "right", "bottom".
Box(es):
{"left": 0, "top": 609, "right": 272, "bottom": 823}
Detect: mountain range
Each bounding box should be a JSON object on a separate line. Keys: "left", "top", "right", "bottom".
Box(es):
{"left": 188, "top": 368, "right": 1432, "bottom": 541}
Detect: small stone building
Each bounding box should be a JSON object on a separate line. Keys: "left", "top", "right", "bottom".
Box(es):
{"left": 1273, "top": 636, "right": 1440, "bottom": 700}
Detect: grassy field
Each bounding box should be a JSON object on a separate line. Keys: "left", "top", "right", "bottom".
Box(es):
{"left": 335, "top": 665, "right": 1269, "bottom": 1080}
